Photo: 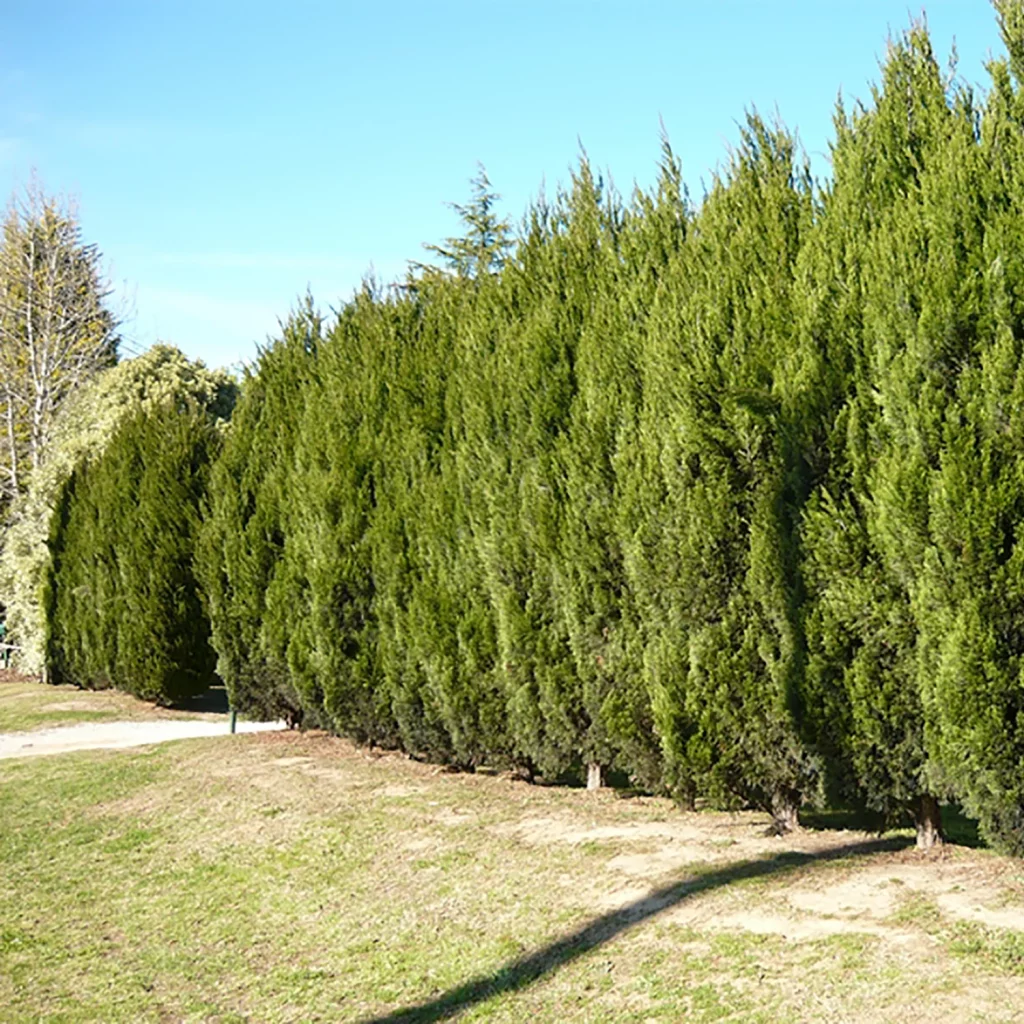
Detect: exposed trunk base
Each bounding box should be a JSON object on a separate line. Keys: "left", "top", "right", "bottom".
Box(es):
{"left": 587, "top": 761, "right": 605, "bottom": 791}
{"left": 767, "top": 788, "right": 801, "bottom": 835}
{"left": 914, "top": 793, "right": 945, "bottom": 850}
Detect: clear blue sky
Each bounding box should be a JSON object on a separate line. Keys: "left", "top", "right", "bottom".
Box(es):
{"left": 0, "top": 2, "right": 1005, "bottom": 371}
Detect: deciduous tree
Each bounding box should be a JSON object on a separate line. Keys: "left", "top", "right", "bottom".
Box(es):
{"left": 0, "top": 181, "right": 119, "bottom": 509}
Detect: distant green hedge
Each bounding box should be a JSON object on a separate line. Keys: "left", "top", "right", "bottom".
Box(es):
{"left": 45, "top": 402, "right": 222, "bottom": 704}
{"left": 0, "top": 345, "right": 237, "bottom": 675}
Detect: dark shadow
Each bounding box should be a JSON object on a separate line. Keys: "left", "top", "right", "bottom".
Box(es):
{"left": 938, "top": 805, "right": 983, "bottom": 849}
{"left": 801, "top": 804, "right": 984, "bottom": 849}
{"left": 800, "top": 806, "right": 888, "bottom": 834}
{"left": 535, "top": 767, "right": 652, "bottom": 793}
{"left": 169, "top": 684, "right": 229, "bottom": 714}
{"left": 356, "top": 834, "right": 913, "bottom": 1024}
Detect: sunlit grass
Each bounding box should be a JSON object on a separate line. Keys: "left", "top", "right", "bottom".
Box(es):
{"left": 2, "top": 697, "right": 1023, "bottom": 1021}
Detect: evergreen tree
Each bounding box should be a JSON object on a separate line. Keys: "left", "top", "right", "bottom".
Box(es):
{"left": 638, "top": 115, "right": 817, "bottom": 828}
{"left": 910, "top": 13, "right": 1024, "bottom": 854}
{"left": 416, "top": 164, "right": 513, "bottom": 280}
{"left": 3, "top": 345, "right": 236, "bottom": 674}
{"left": 46, "top": 401, "right": 220, "bottom": 703}
{"left": 612, "top": 142, "right": 694, "bottom": 797}
{"left": 185, "top": 3, "right": 1024, "bottom": 856}
{"left": 197, "top": 304, "right": 320, "bottom": 721}
{"left": 271, "top": 287, "right": 397, "bottom": 744}
{"left": 460, "top": 169, "right": 614, "bottom": 781}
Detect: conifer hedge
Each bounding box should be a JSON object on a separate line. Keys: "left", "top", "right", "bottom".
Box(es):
{"left": 45, "top": 401, "right": 222, "bottom": 703}
{"left": 196, "top": 304, "right": 321, "bottom": 722}
{"left": 111, "top": 2, "right": 1024, "bottom": 854}
{"left": 0, "top": 345, "right": 236, "bottom": 674}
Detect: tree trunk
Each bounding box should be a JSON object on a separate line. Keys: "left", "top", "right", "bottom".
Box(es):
{"left": 3, "top": 394, "right": 19, "bottom": 498}
{"left": 586, "top": 761, "right": 605, "bottom": 791}
{"left": 679, "top": 782, "right": 697, "bottom": 812}
{"left": 914, "top": 793, "right": 945, "bottom": 850}
{"left": 770, "top": 787, "right": 801, "bottom": 834}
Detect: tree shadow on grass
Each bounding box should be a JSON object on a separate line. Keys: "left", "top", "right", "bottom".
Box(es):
{"left": 357, "top": 834, "right": 913, "bottom": 1024}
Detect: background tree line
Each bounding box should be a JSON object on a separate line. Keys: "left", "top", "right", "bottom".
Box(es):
{"left": 0, "top": 185, "right": 236, "bottom": 692}
{"left": 17, "top": 5, "right": 1024, "bottom": 857}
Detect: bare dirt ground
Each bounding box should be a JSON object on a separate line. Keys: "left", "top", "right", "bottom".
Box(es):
{"left": 209, "top": 731, "right": 1024, "bottom": 955}
{"left": 207, "top": 732, "right": 1024, "bottom": 1020}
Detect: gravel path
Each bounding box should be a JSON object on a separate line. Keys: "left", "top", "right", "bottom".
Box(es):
{"left": 0, "top": 719, "right": 286, "bottom": 759}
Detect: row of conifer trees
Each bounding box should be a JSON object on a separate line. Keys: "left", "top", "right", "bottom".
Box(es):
{"left": 43, "top": 9, "right": 1024, "bottom": 854}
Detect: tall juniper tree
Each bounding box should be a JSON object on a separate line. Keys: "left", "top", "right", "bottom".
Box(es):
{"left": 197, "top": 302, "right": 320, "bottom": 722}
{"left": 46, "top": 401, "right": 221, "bottom": 703}
{"left": 638, "top": 115, "right": 817, "bottom": 830}
{"left": 802, "top": 25, "right": 967, "bottom": 847}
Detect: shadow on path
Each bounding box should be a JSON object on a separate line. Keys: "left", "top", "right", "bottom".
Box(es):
{"left": 170, "top": 684, "right": 229, "bottom": 714}
{"left": 358, "top": 834, "right": 913, "bottom": 1024}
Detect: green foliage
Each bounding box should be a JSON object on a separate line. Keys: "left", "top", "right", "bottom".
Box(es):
{"left": 0, "top": 345, "right": 236, "bottom": 674}
{"left": 194, "top": 4, "right": 1024, "bottom": 849}
{"left": 798, "top": 17, "right": 1024, "bottom": 852}
{"left": 629, "top": 116, "right": 820, "bottom": 819}
{"left": 798, "top": 26, "right": 956, "bottom": 823}
{"left": 910, "top": 36, "right": 1024, "bottom": 854}
{"left": 196, "top": 307, "right": 319, "bottom": 721}
{"left": 417, "top": 164, "right": 512, "bottom": 280}
{"left": 46, "top": 401, "right": 222, "bottom": 703}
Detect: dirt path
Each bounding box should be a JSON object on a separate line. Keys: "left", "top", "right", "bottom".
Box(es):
{"left": 0, "top": 718, "right": 286, "bottom": 759}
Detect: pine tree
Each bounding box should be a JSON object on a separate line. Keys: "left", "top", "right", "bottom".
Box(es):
{"left": 416, "top": 164, "right": 512, "bottom": 280}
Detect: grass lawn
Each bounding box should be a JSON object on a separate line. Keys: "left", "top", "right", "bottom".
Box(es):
{"left": 0, "top": 673, "right": 225, "bottom": 733}
{"left": 3, "top": 689, "right": 1024, "bottom": 1021}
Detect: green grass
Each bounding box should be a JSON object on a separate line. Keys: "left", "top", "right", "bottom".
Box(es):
{"left": 889, "top": 891, "right": 945, "bottom": 929}
{"left": 1, "top": 707, "right": 122, "bottom": 730}
{"left": 2, "top": 724, "right": 1024, "bottom": 1022}
{"left": 0, "top": 677, "right": 217, "bottom": 733}
{"left": 948, "top": 922, "right": 1024, "bottom": 975}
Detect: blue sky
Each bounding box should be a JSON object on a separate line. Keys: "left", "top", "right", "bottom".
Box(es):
{"left": 0, "top": 1, "right": 1005, "bottom": 371}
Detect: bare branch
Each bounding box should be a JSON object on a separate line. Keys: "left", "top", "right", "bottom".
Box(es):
{"left": 0, "top": 179, "right": 119, "bottom": 507}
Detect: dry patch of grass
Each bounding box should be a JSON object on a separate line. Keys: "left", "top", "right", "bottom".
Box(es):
{"left": 3, "top": 731, "right": 1024, "bottom": 1022}
{"left": 0, "top": 675, "right": 221, "bottom": 733}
